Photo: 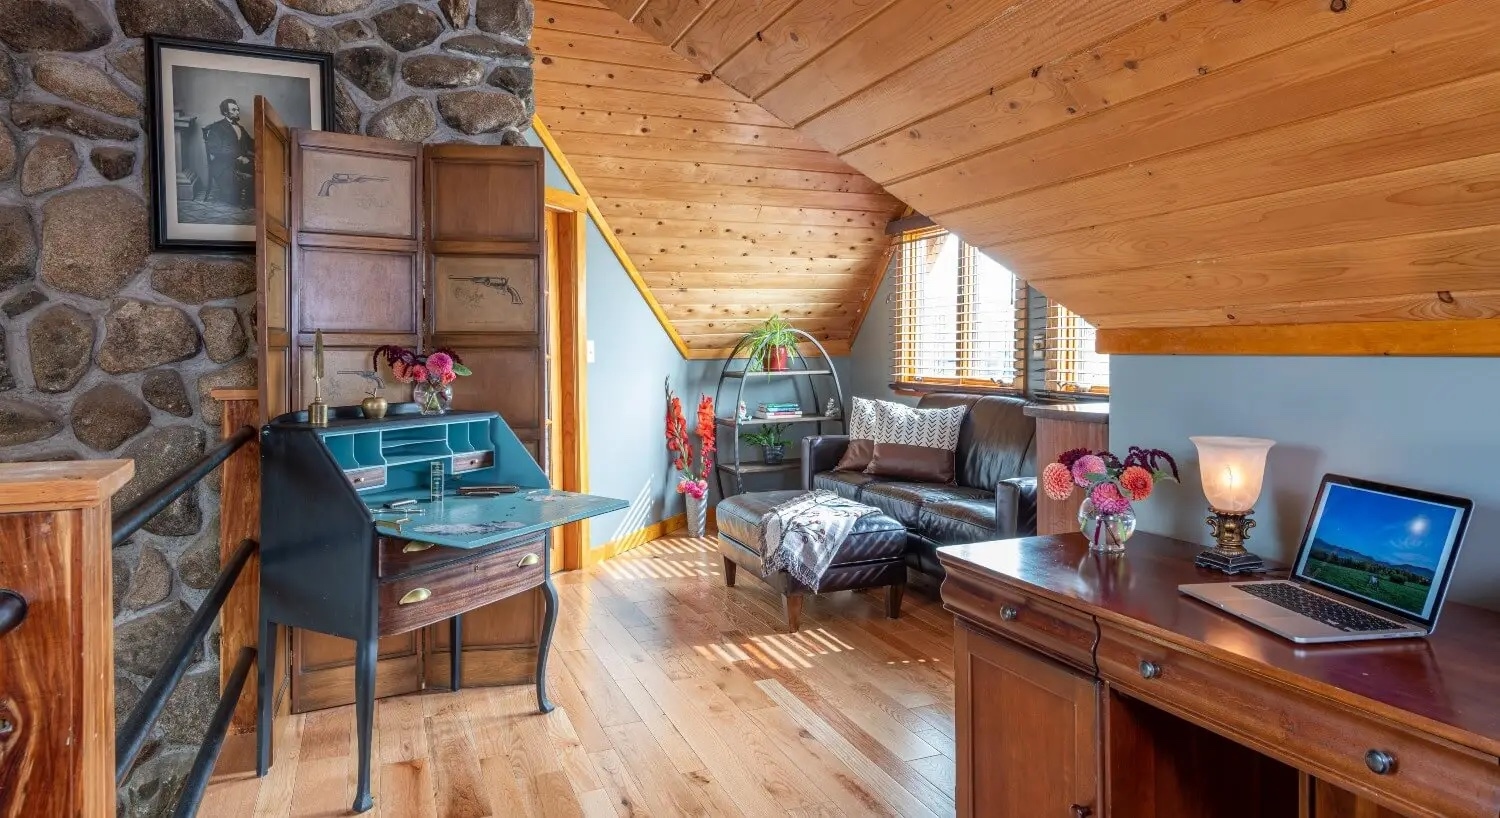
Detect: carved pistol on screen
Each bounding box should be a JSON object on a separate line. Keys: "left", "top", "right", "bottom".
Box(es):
{"left": 450, "top": 276, "right": 524, "bottom": 304}
{"left": 317, "top": 173, "right": 388, "bottom": 197}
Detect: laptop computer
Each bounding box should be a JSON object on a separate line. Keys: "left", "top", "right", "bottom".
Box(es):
{"left": 1179, "top": 474, "right": 1472, "bottom": 644}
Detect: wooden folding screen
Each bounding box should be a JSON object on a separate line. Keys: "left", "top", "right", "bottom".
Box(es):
{"left": 253, "top": 101, "right": 548, "bottom": 712}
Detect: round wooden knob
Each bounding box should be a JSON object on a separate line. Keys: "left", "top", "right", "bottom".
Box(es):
{"left": 1139, "top": 660, "right": 1162, "bottom": 679}
{"left": 1000, "top": 605, "right": 1019, "bottom": 621}
{"left": 1364, "top": 749, "right": 1396, "bottom": 775}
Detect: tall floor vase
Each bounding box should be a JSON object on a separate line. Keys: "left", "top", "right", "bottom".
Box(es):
{"left": 685, "top": 493, "right": 708, "bottom": 538}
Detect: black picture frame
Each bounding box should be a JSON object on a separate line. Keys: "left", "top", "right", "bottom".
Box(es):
{"left": 146, "top": 35, "right": 335, "bottom": 253}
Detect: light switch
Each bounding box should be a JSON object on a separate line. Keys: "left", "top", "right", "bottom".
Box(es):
{"left": 586, "top": 339, "right": 596, "bottom": 363}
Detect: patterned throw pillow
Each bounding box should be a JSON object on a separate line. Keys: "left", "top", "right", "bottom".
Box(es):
{"left": 864, "top": 401, "right": 967, "bottom": 483}
{"left": 833, "top": 396, "right": 879, "bottom": 471}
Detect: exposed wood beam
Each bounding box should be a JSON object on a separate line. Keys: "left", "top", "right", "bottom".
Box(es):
{"left": 1096, "top": 319, "right": 1500, "bottom": 356}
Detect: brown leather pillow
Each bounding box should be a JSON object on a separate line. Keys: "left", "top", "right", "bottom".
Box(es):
{"left": 833, "top": 396, "right": 879, "bottom": 472}
{"left": 864, "top": 402, "right": 967, "bottom": 483}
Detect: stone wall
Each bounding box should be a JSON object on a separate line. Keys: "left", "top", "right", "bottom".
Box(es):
{"left": 0, "top": 0, "right": 534, "bottom": 813}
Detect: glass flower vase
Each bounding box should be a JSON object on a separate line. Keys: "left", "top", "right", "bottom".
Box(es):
{"left": 413, "top": 380, "right": 452, "bottom": 415}
{"left": 1078, "top": 497, "right": 1137, "bottom": 553}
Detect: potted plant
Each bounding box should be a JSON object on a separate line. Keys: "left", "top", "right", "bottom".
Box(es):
{"left": 1042, "top": 446, "right": 1178, "bottom": 553}
{"left": 744, "top": 315, "right": 798, "bottom": 372}
{"left": 741, "top": 424, "right": 791, "bottom": 465}
{"left": 373, "top": 345, "right": 472, "bottom": 415}
{"left": 666, "top": 378, "right": 714, "bottom": 537}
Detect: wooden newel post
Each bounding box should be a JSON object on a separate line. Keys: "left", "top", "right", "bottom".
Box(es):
{"left": 0, "top": 461, "right": 133, "bottom": 818}
{"left": 212, "top": 389, "right": 264, "bottom": 738}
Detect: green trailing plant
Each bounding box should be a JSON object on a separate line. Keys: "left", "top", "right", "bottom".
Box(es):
{"left": 740, "top": 425, "right": 791, "bottom": 448}
{"left": 744, "top": 315, "right": 798, "bottom": 371}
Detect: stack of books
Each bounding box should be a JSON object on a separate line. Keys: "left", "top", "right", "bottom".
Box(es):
{"left": 754, "top": 402, "right": 803, "bottom": 419}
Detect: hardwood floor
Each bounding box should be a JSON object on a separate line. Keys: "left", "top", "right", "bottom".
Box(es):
{"left": 201, "top": 531, "right": 957, "bottom": 817}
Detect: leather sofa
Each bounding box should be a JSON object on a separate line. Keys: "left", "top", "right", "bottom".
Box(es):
{"left": 802, "top": 393, "right": 1039, "bottom": 578}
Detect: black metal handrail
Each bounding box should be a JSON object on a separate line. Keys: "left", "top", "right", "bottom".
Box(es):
{"left": 112, "top": 424, "right": 256, "bottom": 548}
{"left": 172, "top": 646, "right": 256, "bottom": 818}
{"left": 0, "top": 589, "right": 26, "bottom": 637}
{"left": 116, "top": 537, "right": 258, "bottom": 784}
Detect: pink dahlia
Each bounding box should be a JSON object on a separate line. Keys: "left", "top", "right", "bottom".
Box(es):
{"left": 410, "top": 364, "right": 427, "bottom": 383}
{"left": 425, "top": 351, "right": 454, "bottom": 377}
{"left": 1042, "top": 462, "right": 1075, "bottom": 501}
{"left": 1090, "top": 482, "right": 1132, "bottom": 515}
{"left": 1120, "top": 466, "right": 1154, "bottom": 501}
{"left": 1071, "top": 454, "right": 1107, "bottom": 488}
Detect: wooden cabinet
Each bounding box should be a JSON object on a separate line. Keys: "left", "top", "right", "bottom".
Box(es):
{"left": 251, "top": 99, "right": 551, "bottom": 712}
{"left": 1024, "top": 403, "right": 1108, "bottom": 535}
{"left": 941, "top": 534, "right": 1500, "bottom": 818}
{"left": 955, "top": 621, "right": 1099, "bottom": 818}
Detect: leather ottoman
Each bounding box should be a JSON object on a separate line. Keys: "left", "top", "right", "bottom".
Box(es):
{"left": 715, "top": 490, "right": 908, "bottom": 631}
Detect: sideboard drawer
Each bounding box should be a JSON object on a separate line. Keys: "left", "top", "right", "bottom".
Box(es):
{"left": 942, "top": 567, "right": 1096, "bottom": 670}
{"left": 344, "top": 465, "right": 386, "bottom": 491}
{"left": 377, "top": 542, "right": 546, "bottom": 636}
{"left": 1096, "top": 622, "right": 1500, "bottom": 818}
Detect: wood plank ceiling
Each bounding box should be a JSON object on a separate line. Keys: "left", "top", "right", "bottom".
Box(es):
{"left": 597, "top": 0, "right": 1500, "bottom": 355}
{"left": 532, "top": 0, "right": 906, "bottom": 357}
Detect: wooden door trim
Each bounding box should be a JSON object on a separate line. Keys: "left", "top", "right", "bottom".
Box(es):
{"left": 545, "top": 187, "right": 589, "bottom": 572}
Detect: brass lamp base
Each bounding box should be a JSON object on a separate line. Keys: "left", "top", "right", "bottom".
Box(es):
{"left": 1195, "top": 508, "right": 1265, "bottom": 575}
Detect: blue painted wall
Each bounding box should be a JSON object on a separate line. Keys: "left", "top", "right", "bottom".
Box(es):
{"left": 530, "top": 131, "right": 845, "bottom": 546}
{"left": 1109, "top": 355, "right": 1500, "bottom": 610}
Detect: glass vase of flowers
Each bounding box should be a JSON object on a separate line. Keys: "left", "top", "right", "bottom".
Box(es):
{"left": 1042, "top": 446, "right": 1179, "bottom": 553}
{"left": 373, "top": 345, "right": 472, "bottom": 415}
{"left": 666, "top": 377, "right": 715, "bottom": 537}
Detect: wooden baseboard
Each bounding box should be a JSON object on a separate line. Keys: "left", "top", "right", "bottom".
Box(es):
{"left": 584, "top": 513, "right": 684, "bottom": 568}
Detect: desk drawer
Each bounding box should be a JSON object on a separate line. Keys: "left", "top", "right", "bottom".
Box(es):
{"left": 1097, "top": 623, "right": 1500, "bottom": 818}
{"left": 377, "top": 535, "right": 529, "bottom": 578}
{"left": 345, "top": 465, "right": 386, "bottom": 491}
{"left": 378, "top": 542, "right": 546, "bottom": 636}
{"left": 942, "top": 568, "right": 1095, "bottom": 669}
{"left": 451, "top": 450, "right": 493, "bottom": 473}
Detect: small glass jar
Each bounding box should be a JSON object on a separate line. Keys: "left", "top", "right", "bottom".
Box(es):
{"left": 1078, "top": 497, "right": 1137, "bottom": 553}
{"left": 413, "top": 380, "right": 452, "bottom": 415}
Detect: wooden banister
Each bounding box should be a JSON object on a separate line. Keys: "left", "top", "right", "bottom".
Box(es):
{"left": 211, "top": 388, "right": 263, "bottom": 739}
{"left": 0, "top": 460, "right": 133, "bottom": 818}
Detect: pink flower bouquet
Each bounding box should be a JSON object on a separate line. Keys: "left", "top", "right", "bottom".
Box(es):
{"left": 1043, "top": 446, "right": 1179, "bottom": 548}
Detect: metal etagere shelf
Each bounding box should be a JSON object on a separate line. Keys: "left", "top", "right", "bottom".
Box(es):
{"left": 712, "top": 329, "right": 845, "bottom": 498}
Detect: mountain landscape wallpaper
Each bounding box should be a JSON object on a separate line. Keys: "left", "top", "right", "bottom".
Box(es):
{"left": 1301, "top": 485, "right": 1460, "bottom": 614}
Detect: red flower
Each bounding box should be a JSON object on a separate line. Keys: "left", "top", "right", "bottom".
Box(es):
{"left": 1120, "top": 466, "right": 1154, "bottom": 501}
{"left": 1058, "top": 447, "right": 1093, "bottom": 470}
{"left": 440, "top": 370, "right": 457, "bottom": 386}
{"left": 410, "top": 364, "right": 427, "bottom": 383}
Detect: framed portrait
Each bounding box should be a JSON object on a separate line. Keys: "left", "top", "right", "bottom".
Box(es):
{"left": 147, "top": 35, "right": 334, "bottom": 252}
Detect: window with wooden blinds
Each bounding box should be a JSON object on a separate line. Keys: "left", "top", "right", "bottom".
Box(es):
{"left": 892, "top": 228, "right": 1023, "bottom": 391}
{"left": 1045, "top": 302, "right": 1110, "bottom": 394}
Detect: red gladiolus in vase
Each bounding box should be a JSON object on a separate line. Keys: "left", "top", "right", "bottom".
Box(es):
{"left": 666, "top": 377, "right": 714, "bottom": 537}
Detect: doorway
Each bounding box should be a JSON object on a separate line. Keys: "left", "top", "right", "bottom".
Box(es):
{"left": 545, "top": 188, "right": 589, "bottom": 571}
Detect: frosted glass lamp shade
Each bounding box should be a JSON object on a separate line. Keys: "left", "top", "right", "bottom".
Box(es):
{"left": 1190, "top": 436, "right": 1275, "bottom": 513}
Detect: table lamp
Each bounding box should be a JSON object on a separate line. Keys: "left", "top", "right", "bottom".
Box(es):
{"left": 1189, "top": 436, "right": 1275, "bottom": 574}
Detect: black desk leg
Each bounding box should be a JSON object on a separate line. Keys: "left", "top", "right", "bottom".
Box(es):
{"left": 352, "top": 634, "right": 377, "bottom": 814}
{"left": 450, "top": 614, "right": 463, "bottom": 692}
{"left": 255, "top": 617, "right": 277, "bottom": 777}
{"left": 536, "top": 577, "right": 558, "bottom": 713}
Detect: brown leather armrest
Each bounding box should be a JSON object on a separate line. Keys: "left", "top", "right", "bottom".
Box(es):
{"left": 997, "top": 477, "right": 1038, "bottom": 538}
{"left": 801, "top": 435, "right": 851, "bottom": 490}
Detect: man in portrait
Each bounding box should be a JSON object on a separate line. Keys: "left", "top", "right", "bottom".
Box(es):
{"left": 202, "top": 98, "right": 254, "bottom": 207}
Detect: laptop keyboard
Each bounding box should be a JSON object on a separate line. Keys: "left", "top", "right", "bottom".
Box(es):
{"left": 1234, "top": 582, "right": 1402, "bottom": 632}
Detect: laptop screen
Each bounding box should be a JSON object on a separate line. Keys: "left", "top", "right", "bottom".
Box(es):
{"left": 1293, "top": 478, "right": 1469, "bottom": 624}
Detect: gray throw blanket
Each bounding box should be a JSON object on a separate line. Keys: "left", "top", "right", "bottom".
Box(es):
{"left": 756, "top": 490, "right": 877, "bottom": 592}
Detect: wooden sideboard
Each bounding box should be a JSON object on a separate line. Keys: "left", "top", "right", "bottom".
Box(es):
{"left": 938, "top": 533, "right": 1500, "bottom": 818}
{"left": 1024, "top": 403, "right": 1108, "bottom": 535}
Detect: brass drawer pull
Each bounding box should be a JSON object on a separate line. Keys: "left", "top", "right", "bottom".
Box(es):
{"left": 1000, "top": 605, "right": 1019, "bottom": 621}
{"left": 402, "top": 542, "right": 435, "bottom": 554}
{"left": 399, "top": 588, "right": 432, "bottom": 605}
{"left": 518, "top": 553, "right": 541, "bottom": 568}
{"left": 1365, "top": 749, "right": 1397, "bottom": 775}
{"left": 1139, "top": 660, "right": 1162, "bottom": 679}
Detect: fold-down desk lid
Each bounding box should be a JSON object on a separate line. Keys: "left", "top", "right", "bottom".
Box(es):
{"left": 370, "top": 488, "right": 628, "bottom": 549}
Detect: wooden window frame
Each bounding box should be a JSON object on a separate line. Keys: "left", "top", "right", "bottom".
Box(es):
{"left": 890, "top": 229, "right": 1108, "bottom": 400}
